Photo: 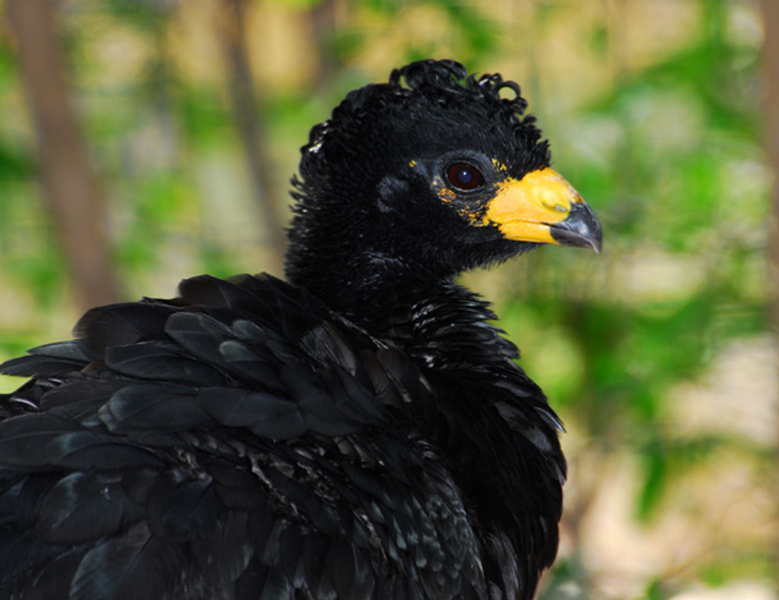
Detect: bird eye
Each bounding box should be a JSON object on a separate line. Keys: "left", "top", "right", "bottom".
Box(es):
{"left": 447, "top": 162, "right": 484, "bottom": 191}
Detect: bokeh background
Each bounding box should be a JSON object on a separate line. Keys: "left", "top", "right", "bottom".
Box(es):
{"left": 0, "top": 0, "right": 776, "bottom": 598}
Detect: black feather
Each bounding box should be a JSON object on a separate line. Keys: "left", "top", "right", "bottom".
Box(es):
{"left": 192, "top": 511, "right": 253, "bottom": 587}
{"left": 35, "top": 472, "right": 142, "bottom": 544}
{"left": 0, "top": 341, "right": 91, "bottom": 378}
{"left": 105, "top": 341, "right": 226, "bottom": 386}
{"left": 197, "top": 388, "right": 308, "bottom": 440}
{"left": 98, "top": 384, "right": 211, "bottom": 434}
{"left": 69, "top": 523, "right": 183, "bottom": 600}
{"left": 75, "top": 303, "right": 176, "bottom": 358}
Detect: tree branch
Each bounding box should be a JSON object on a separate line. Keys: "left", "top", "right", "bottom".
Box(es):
{"left": 217, "top": 0, "right": 287, "bottom": 276}
{"left": 6, "top": 0, "right": 118, "bottom": 311}
{"left": 759, "top": 0, "right": 779, "bottom": 585}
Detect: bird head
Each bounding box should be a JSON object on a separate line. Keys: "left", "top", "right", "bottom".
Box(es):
{"left": 286, "top": 60, "right": 602, "bottom": 312}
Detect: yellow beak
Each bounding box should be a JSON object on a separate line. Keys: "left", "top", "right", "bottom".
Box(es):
{"left": 484, "top": 168, "right": 602, "bottom": 252}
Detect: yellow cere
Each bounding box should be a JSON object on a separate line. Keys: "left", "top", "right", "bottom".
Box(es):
{"left": 409, "top": 160, "right": 417, "bottom": 168}
{"left": 482, "top": 167, "right": 583, "bottom": 244}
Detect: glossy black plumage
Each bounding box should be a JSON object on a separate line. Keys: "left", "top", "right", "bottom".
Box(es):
{"left": 0, "top": 60, "right": 600, "bottom": 599}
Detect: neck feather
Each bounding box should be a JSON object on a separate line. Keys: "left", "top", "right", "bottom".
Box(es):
{"left": 365, "top": 282, "right": 567, "bottom": 598}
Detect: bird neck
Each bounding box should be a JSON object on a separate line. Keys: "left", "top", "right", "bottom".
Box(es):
{"left": 369, "top": 280, "right": 514, "bottom": 369}
{"left": 286, "top": 240, "right": 450, "bottom": 330}
{"left": 359, "top": 280, "right": 566, "bottom": 596}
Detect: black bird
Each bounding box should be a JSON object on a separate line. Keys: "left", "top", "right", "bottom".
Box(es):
{"left": 0, "top": 59, "right": 601, "bottom": 600}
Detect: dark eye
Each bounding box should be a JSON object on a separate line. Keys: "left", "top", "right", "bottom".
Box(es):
{"left": 447, "top": 162, "right": 484, "bottom": 191}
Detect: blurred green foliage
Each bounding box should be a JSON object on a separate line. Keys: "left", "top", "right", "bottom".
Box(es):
{"left": 0, "top": 0, "right": 774, "bottom": 598}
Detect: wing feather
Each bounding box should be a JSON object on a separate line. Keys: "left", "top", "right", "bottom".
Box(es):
{"left": 0, "top": 341, "right": 91, "bottom": 378}
{"left": 69, "top": 523, "right": 184, "bottom": 600}
{"left": 35, "top": 472, "right": 143, "bottom": 544}
{"left": 105, "top": 341, "right": 226, "bottom": 386}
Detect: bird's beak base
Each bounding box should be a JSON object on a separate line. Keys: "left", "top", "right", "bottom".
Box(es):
{"left": 484, "top": 168, "right": 603, "bottom": 253}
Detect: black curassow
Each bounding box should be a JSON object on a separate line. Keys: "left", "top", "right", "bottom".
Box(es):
{"left": 0, "top": 59, "right": 601, "bottom": 599}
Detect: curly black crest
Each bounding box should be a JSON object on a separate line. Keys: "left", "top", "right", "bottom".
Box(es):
{"left": 293, "top": 59, "right": 548, "bottom": 198}
{"left": 389, "top": 59, "right": 528, "bottom": 121}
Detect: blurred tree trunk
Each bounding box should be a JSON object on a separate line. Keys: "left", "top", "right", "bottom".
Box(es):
{"left": 308, "top": 0, "right": 340, "bottom": 92}
{"left": 6, "top": 0, "right": 118, "bottom": 311}
{"left": 760, "top": 0, "right": 779, "bottom": 584}
{"left": 216, "top": 0, "right": 286, "bottom": 276}
{"left": 763, "top": 0, "right": 779, "bottom": 324}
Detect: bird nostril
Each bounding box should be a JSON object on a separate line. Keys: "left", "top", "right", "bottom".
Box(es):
{"left": 541, "top": 201, "right": 568, "bottom": 213}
